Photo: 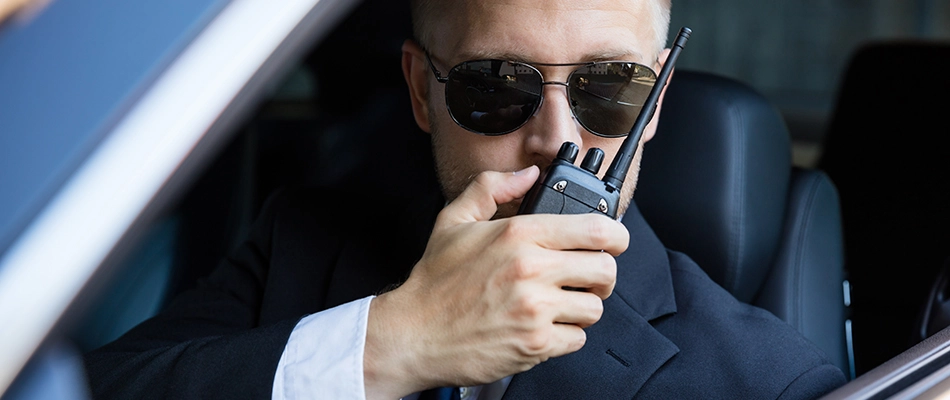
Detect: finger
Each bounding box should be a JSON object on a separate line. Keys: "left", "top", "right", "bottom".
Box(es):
{"left": 437, "top": 166, "right": 540, "bottom": 228}
{"left": 551, "top": 290, "right": 605, "bottom": 328}
{"left": 545, "top": 323, "right": 588, "bottom": 359}
{"left": 519, "top": 213, "right": 629, "bottom": 255}
{"left": 534, "top": 249, "right": 616, "bottom": 299}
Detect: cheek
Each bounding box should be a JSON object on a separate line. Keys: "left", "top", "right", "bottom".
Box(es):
{"left": 429, "top": 130, "right": 471, "bottom": 202}
{"left": 432, "top": 125, "right": 484, "bottom": 168}
{"left": 430, "top": 127, "right": 533, "bottom": 203}
{"left": 428, "top": 122, "right": 494, "bottom": 202}
{"left": 434, "top": 120, "right": 526, "bottom": 171}
{"left": 617, "top": 145, "right": 644, "bottom": 217}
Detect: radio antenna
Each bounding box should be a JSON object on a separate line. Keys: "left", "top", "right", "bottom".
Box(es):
{"left": 602, "top": 26, "right": 691, "bottom": 192}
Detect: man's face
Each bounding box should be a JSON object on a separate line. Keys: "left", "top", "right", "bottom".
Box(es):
{"left": 407, "top": 0, "right": 666, "bottom": 218}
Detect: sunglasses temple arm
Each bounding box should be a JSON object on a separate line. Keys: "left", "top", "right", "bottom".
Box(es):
{"left": 602, "top": 26, "right": 691, "bottom": 192}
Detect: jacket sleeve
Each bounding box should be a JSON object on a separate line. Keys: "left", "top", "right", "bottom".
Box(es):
{"left": 777, "top": 363, "right": 848, "bottom": 400}
{"left": 84, "top": 189, "right": 299, "bottom": 399}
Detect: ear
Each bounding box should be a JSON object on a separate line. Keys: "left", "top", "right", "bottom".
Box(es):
{"left": 643, "top": 48, "right": 673, "bottom": 143}
{"left": 402, "top": 39, "right": 433, "bottom": 133}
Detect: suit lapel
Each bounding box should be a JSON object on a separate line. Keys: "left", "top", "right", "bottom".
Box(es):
{"left": 503, "top": 203, "right": 680, "bottom": 399}
{"left": 501, "top": 295, "right": 678, "bottom": 399}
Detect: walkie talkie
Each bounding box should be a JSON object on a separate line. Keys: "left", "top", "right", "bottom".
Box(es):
{"left": 517, "top": 27, "right": 691, "bottom": 218}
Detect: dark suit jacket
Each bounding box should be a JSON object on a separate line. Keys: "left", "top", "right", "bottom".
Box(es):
{"left": 85, "top": 186, "right": 846, "bottom": 399}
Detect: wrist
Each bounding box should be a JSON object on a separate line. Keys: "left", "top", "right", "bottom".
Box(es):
{"left": 364, "top": 288, "right": 429, "bottom": 399}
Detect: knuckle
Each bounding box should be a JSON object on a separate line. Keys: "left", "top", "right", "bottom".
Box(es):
{"left": 512, "top": 291, "right": 544, "bottom": 319}
{"left": 585, "top": 217, "right": 611, "bottom": 249}
{"left": 577, "top": 295, "right": 604, "bottom": 328}
{"left": 589, "top": 296, "right": 605, "bottom": 319}
{"left": 520, "top": 327, "right": 552, "bottom": 355}
{"left": 472, "top": 171, "right": 496, "bottom": 190}
{"left": 508, "top": 255, "right": 541, "bottom": 281}
{"left": 591, "top": 255, "right": 617, "bottom": 299}
{"left": 571, "top": 329, "right": 588, "bottom": 352}
{"left": 500, "top": 218, "right": 532, "bottom": 241}
{"left": 618, "top": 226, "right": 630, "bottom": 250}
{"left": 601, "top": 254, "right": 618, "bottom": 281}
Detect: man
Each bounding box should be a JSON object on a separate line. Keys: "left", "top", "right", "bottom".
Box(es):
{"left": 86, "top": 0, "right": 847, "bottom": 398}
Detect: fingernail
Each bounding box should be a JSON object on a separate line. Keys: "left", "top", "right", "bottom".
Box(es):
{"left": 513, "top": 166, "right": 534, "bottom": 176}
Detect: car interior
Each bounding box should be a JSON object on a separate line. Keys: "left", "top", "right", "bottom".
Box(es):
{"left": 817, "top": 42, "right": 950, "bottom": 376}
{"left": 635, "top": 69, "right": 850, "bottom": 377}
{"left": 4, "top": 0, "right": 949, "bottom": 398}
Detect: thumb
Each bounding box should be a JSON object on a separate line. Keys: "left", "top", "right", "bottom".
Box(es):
{"left": 437, "top": 166, "right": 540, "bottom": 227}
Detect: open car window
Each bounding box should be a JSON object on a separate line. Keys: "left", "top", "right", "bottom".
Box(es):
{"left": 1, "top": 0, "right": 949, "bottom": 398}
{"left": 0, "top": 0, "right": 358, "bottom": 395}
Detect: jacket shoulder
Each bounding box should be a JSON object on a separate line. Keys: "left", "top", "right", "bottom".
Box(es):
{"left": 640, "top": 250, "right": 846, "bottom": 399}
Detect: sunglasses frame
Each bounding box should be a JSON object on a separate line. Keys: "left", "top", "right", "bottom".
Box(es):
{"left": 424, "top": 51, "right": 658, "bottom": 137}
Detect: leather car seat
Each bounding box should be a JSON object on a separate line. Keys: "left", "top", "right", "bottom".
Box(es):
{"left": 635, "top": 70, "right": 851, "bottom": 378}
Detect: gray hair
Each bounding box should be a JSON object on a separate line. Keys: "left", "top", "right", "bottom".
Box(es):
{"left": 409, "top": 0, "right": 672, "bottom": 57}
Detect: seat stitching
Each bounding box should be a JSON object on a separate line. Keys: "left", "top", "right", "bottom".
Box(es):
{"left": 793, "top": 174, "right": 822, "bottom": 331}
{"left": 728, "top": 98, "right": 745, "bottom": 295}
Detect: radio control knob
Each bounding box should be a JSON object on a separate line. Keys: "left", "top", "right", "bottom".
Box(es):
{"left": 581, "top": 148, "right": 605, "bottom": 175}
{"left": 557, "top": 142, "right": 579, "bottom": 164}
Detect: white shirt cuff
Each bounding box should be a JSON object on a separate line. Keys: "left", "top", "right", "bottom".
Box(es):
{"left": 273, "top": 296, "right": 374, "bottom": 400}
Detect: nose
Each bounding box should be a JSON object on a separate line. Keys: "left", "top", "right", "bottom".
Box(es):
{"left": 520, "top": 83, "right": 585, "bottom": 163}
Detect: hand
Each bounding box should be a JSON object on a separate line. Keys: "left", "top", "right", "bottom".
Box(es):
{"left": 363, "top": 166, "right": 629, "bottom": 399}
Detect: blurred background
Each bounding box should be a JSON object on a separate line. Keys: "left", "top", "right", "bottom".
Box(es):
{"left": 669, "top": 0, "right": 950, "bottom": 166}
{"left": 668, "top": 0, "right": 950, "bottom": 376}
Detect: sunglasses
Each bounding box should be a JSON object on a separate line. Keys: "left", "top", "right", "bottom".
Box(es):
{"left": 425, "top": 52, "right": 658, "bottom": 138}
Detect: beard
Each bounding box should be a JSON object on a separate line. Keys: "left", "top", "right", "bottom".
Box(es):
{"left": 428, "top": 114, "right": 645, "bottom": 220}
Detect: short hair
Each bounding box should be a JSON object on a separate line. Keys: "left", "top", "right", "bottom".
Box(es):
{"left": 649, "top": 0, "right": 673, "bottom": 57}
{"left": 409, "top": 0, "right": 439, "bottom": 50}
{"left": 409, "top": 0, "right": 672, "bottom": 57}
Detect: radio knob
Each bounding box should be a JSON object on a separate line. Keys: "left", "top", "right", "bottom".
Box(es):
{"left": 581, "top": 148, "right": 605, "bottom": 175}
{"left": 556, "top": 142, "right": 579, "bottom": 164}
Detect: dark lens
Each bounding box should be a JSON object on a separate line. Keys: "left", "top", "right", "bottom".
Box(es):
{"left": 568, "top": 62, "right": 657, "bottom": 137}
{"left": 445, "top": 60, "right": 543, "bottom": 135}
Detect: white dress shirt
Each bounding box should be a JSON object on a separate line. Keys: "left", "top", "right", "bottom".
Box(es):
{"left": 272, "top": 296, "right": 511, "bottom": 400}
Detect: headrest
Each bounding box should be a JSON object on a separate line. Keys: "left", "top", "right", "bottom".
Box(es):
{"left": 635, "top": 70, "right": 791, "bottom": 302}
